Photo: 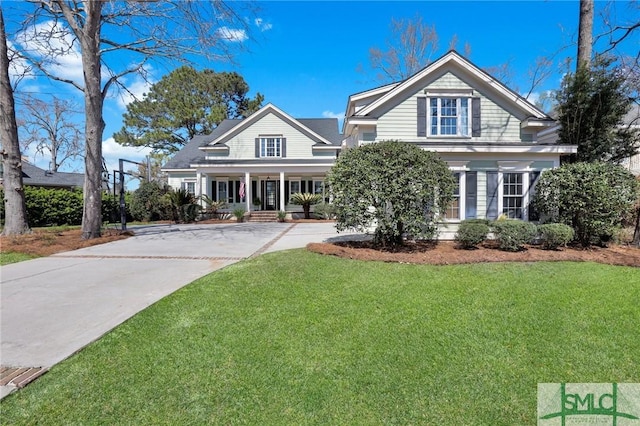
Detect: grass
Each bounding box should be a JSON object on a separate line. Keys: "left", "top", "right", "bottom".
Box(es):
{"left": 0, "top": 251, "right": 38, "bottom": 265}
{"left": 1, "top": 250, "right": 639, "bottom": 425}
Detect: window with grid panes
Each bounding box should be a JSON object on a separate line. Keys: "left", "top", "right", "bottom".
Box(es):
{"left": 429, "top": 98, "right": 470, "bottom": 136}
{"left": 502, "top": 173, "right": 524, "bottom": 219}
{"left": 444, "top": 172, "right": 460, "bottom": 219}
{"left": 260, "top": 137, "right": 281, "bottom": 157}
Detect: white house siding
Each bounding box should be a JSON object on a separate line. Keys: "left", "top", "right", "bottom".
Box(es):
{"left": 168, "top": 173, "right": 196, "bottom": 190}
{"left": 222, "top": 113, "right": 320, "bottom": 160}
{"left": 375, "top": 72, "right": 522, "bottom": 143}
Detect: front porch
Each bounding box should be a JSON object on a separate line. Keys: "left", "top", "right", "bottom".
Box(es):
{"left": 194, "top": 170, "right": 331, "bottom": 215}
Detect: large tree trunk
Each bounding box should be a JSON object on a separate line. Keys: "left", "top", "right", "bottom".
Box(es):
{"left": 633, "top": 206, "right": 640, "bottom": 246}
{"left": 79, "top": 1, "right": 105, "bottom": 239}
{"left": 577, "top": 0, "right": 594, "bottom": 71}
{"left": 0, "top": 7, "right": 30, "bottom": 236}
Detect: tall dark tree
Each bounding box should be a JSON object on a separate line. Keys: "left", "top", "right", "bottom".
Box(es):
{"left": 0, "top": 6, "right": 30, "bottom": 236}
{"left": 577, "top": 0, "right": 594, "bottom": 71}
{"left": 13, "top": 1, "right": 257, "bottom": 239}
{"left": 556, "top": 56, "right": 639, "bottom": 163}
{"left": 114, "top": 67, "right": 263, "bottom": 153}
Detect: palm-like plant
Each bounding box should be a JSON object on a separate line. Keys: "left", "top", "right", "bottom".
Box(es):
{"left": 199, "top": 194, "right": 227, "bottom": 219}
{"left": 290, "top": 192, "right": 322, "bottom": 219}
{"left": 167, "top": 188, "right": 200, "bottom": 223}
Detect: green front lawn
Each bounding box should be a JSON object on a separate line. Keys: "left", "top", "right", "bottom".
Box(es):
{"left": 0, "top": 252, "right": 37, "bottom": 265}
{"left": 2, "top": 251, "right": 639, "bottom": 424}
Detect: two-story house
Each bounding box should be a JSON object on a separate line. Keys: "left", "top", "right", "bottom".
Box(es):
{"left": 163, "top": 51, "right": 577, "bottom": 231}
{"left": 163, "top": 104, "right": 342, "bottom": 214}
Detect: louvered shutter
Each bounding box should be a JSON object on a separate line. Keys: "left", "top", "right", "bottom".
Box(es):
{"left": 472, "top": 98, "right": 481, "bottom": 137}
{"left": 465, "top": 172, "right": 477, "bottom": 219}
{"left": 417, "top": 97, "right": 427, "bottom": 137}
{"left": 486, "top": 171, "right": 499, "bottom": 220}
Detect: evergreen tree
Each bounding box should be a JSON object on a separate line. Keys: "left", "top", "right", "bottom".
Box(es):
{"left": 115, "top": 67, "right": 263, "bottom": 153}
{"left": 556, "top": 56, "right": 639, "bottom": 163}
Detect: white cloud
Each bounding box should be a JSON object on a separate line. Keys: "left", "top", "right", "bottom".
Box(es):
{"left": 101, "top": 137, "right": 153, "bottom": 176}
{"left": 255, "top": 18, "right": 273, "bottom": 32}
{"left": 525, "top": 92, "right": 540, "bottom": 104}
{"left": 216, "top": 26, "right": 248, "bottom": 42}
{"left": 116, "top": 73, "right": 154, "bottom": 109}
{"left": 15, "top": 20, "right": 85, "bottom": 85}
{"left": 7, "top": 40, "right": 35, "bottom": 85}
{"left": 322, "top": 110, "right": 344, "bottom": 120}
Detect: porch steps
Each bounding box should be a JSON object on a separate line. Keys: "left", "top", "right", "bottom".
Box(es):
{"left": 248, "top": 211, "right": 278, "bottom": 222}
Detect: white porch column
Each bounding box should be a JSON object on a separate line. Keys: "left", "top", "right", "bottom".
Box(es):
{"left": 196, "top": 171, "right": 203, "bottom": 207}
{"left": 245, "top": 171, "right": 251, "bottom": 212}
{"left": 279, "top": 171, "right": 285, "bottom": 211}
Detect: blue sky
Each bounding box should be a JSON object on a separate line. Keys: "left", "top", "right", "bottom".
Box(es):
{"left": 5, "top": 0, "right": 639, "bottom": 183}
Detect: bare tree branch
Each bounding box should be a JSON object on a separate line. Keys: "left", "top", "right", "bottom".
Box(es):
{"left": 9, "top": 0, "right": 260, "bottom": 239}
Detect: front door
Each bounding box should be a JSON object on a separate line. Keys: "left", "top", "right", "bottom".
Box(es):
{"left": 263, "top": 180, "right": 278, "bottom": 211}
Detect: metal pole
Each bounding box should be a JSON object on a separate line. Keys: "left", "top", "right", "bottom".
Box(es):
{"left": 146, "top": 155, "right": 151, "bottom": 182}
{"left": 119, "top": 159, "right": 127, "bottom": 231}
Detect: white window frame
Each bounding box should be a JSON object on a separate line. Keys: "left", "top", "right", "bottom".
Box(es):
{"left": 496, "top": 162, "right": 533, "bottom": 221}
{"left": 288, "top": 180, "right": 301, "bottom": 203}
{"left": 260, "top": 136, "right": 282, "bottom": 158}
{"left": 428, "top": 97, "right": 471, "bottom": 137}
{"left": 502, "top": 172, "right": 525, "bottom": 219}
{"left": 182, "top": 180, "right": 196, "bottom": 196}
{"left": 444, "top": 172, "right": 461, "bottom": 220}
{"left": 217, "top": 179, "right": 229, "bottom": 204}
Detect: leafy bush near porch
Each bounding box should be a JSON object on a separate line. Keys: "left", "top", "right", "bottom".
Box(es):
{"left": 233, "top": 208, "right": 246, "bottom": 222}
{"left": 313, "top": 203, "right": 336, "bottom": 219}
{"left": 130, "top": 181, "right": 172, "bottom": 222}
{"left": 537, "top": 223, "right": 575, "bottom": 250}
{"left": 327, "top": 141, "right": 455, "bottom": 246}
{"left": 455, "top": 219, "right": 490, "bottom": 249}
{"left": 167, "top": 188, "right": 200, "bottom": 223}
{"left": 491, "top": 220, "right": 537, "bottom": 251}
{"left": 290, "top": 193, "right": 322, "bottom": 219}
{"left": 533, "top": 162, "right": 639, "bottom": 246}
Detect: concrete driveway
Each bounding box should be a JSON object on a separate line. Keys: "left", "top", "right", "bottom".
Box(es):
{"left": 0, "top": 222, "right": 354, "bottom": 398}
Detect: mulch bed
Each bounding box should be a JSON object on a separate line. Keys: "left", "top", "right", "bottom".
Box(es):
{"left": 307, "top": 240, "right": 640, "bottom": 267}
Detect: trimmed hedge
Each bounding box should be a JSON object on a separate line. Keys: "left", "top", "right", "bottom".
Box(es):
{"left": 491, "top": 220, "right": 537, "bottom": 252}
{"left": 313, "top": 203, "right": 336, "bottom": 220}
{"left": 455, "top": 219, "right": 490, "bottom": 249}
{"left": 1, "top": 188, "right": 131, "bottom": 227}
{"left": 537, "top": 223, "right": 575, "bottom": 250}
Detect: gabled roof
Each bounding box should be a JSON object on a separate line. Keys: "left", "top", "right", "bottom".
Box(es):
{"left": 19, "top": 162, "right": 84, "bottom": 188}
{"left": 162, "top": 104, "right": 342, "bottom": 170}
{"left": 349, "top": 50, "right": 550, "bottom": 121}
{"left": 202, "top": 103, "right": 341, "bottom": 149}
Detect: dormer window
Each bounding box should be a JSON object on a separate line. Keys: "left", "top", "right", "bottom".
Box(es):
{"left": 429, "top": 97, "right": 470, "bottom": 137}
{"left": 260, "top": 137, "right": 282, "bottom": 158}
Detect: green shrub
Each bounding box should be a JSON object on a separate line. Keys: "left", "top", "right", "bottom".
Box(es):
{"left": 102, "top": 193, "right": 134, "bottom": 224}
{"left": 130, "top": 181, "right": 172, "bottom": 222}
{"left": 533, "top": 162, "right": 639, "bottom": 246}
{"left": 327, "top": 141, "right": 456, "bottom": 246}
{"left": 491, "top": 220, "right": 537, "bottom": 252}
{"left": 233, "top": 208, "right": 246, "bottom": 222}
{"left": 1, "top": 188, "right": 132, "bottom": 227}
{"left": 313, "top": 203, "right": 336, "bottom": 220}
{"left": 290, "top": 192, "right": 323, "bottom": 219}
{"left": 167, "top": 188, "right": 200, "bottom": 223}
{"left": 537, "top": 223, "right": 575, "bottom": 250}
{"left": 455, "top": 219, "right": 490, "bottom": 249}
